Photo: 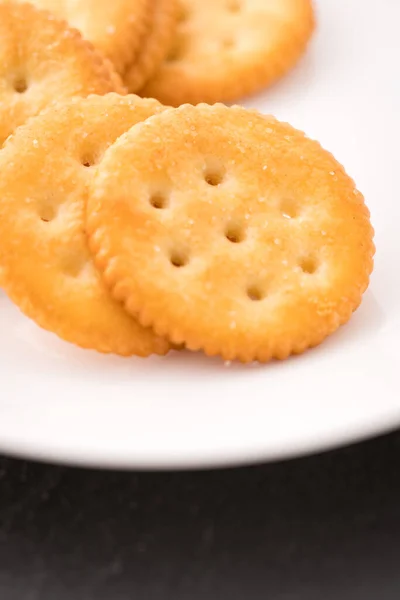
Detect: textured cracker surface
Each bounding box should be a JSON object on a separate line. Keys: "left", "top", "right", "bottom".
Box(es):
{"left": 125, "top": 0, "right": 178, "bottom": 93}
{"left": 0, "top": 94, "right": 169, "bottom": 357}
{"left": 0, "top": 2, "right": 124, "bottom": 146}
{"left": 11, "top": 0, "right": 149, "bottom": 74}
{"left": 87, "top": 104, "right": 374, "bottom": 363}
{"left": 141, "top": 0, "right": 315, "bottom": 105}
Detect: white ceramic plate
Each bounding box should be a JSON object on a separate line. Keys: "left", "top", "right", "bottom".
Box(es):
{"left": 1, "top": 0, "right": 398, "bottom": 469}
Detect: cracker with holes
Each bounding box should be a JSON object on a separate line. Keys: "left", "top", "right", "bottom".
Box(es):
{"left": 0, "top": 2, "right": 125, "bottom": 146}
{"left": 12, "top": 0, "right": 149, "bottom": 75}
{"left": 0, "top": 94, "right": 169, "bottom": 357}
{"left": 141, "top": 0, "right": 315, "bottom": 106}
{"left": 87, "top": 104, "right": 374, "bottom": 363}
{"left": 125, "top": 0, "right": 178, "bottom": 93}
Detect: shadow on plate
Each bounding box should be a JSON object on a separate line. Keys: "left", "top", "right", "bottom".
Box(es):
{"left": 4, "top": 290, "right": 385, "bottom": 378}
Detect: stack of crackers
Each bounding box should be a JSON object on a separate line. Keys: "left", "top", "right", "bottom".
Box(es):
{"left": 0, "top": 1, "right": 374, "bottom": 363}
{"left": 12, "top": 0, "right": 316, "bottom": 105}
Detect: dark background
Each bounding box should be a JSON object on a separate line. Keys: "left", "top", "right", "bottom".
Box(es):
{"left": 1, "top": 431, "right": 400, "bottom": 600}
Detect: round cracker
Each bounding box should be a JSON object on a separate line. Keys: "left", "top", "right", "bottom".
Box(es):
{"left": 0, "top": 94, "right": 169, "bottom": 357}
{"left": 124, "top": 0, "right": 179, "bottom": 93}
{"left": 87, "top": 104, "right": 374, "bottom": 363}
{"left": 0, "top": 2, "right": 125, "bottom": 146}
{"left": 13, "top": 0, "right": 149, "bottom": 75}
{"left": 141, "top": 0, "right": 315, "bottom": 106}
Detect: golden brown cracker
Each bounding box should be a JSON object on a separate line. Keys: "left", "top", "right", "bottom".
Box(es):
{"left": 13, "top": 0, "right": 149, "bottom": 74}
{"left": 87, "top": 104, "right": 374, "bottom": 363}
{"left": 102, "top": 56, "right": 128, "bottom": 95}
{"left": 125, "top": 0, "right": 179, "bottom": 93}
{"left": 0, "top": 94, "right": 169, "bottom": 357}
{"left": 0, "top": 2, "right": 124, "bottom": 146}
{"left": 141, "top": 0, "right": 315, "bottom": 106}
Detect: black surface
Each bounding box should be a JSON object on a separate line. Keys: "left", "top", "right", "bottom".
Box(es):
{"left": 1, "top": 433, "right": 400, "bottom": 600}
